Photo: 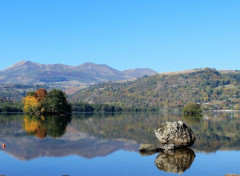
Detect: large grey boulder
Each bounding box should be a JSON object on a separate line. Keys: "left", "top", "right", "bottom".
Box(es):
{"left": 154, "top": 121, "right": 195, "bottom": 149}
{"left": 155, "top": 148, "right": 195, "bottom": 174}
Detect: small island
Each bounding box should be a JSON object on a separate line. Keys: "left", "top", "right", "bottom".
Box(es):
{"left": 23, "top": 88, "right": 72, "bottom": 115}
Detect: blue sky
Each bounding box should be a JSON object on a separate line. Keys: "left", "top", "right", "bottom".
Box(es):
{"left": 0, "top": 0, "right": 240, "bottom": 72}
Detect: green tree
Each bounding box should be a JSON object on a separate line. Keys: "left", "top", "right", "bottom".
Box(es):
{"left": 44, "top": 89, "right": 72, "bottom": 114}
{"left": 183, "top": 102, "right": 202, "bottom": 115}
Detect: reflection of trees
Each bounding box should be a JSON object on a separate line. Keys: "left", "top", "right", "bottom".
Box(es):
{"left": 23, "top": 116, "right": 47, "bottom": 138}
{"left": 1, "top": 112, "right": 240, "bottom": 152}
{"left": 23, "top": 115, "right": 71, "bottom": 139}
{"left": 183, "top": 114, "right": 202, "bottom": 124}
{"left": 154, "top": 148, "right": 195, "bottom": 174}
{"left": 71, "top": 112, "right": 240, "bottom": 152}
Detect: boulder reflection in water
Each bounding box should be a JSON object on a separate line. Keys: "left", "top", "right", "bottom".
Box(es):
{"left": 155, "top": 148, "right": 195, "bottom": 174}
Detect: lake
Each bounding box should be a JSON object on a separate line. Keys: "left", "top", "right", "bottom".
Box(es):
{"left": 0, "top": 112, "right": 240, "bottom": 176}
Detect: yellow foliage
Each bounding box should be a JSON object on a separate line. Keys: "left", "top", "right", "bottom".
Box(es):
{"left": 23, "top": 96, "right": 40, "bottom": 113}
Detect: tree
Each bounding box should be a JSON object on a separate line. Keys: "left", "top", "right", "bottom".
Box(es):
{"left": 35, "top": 88, "right": 47, "bottom": 101}
{"left": 183, "top": 102, "right": 202, "bottom": 115}
{"left": 23, "top": 95, "right": 40, "bottom": 114}
{"left": 44, "top": 89, "right": 72, "bottom": 114}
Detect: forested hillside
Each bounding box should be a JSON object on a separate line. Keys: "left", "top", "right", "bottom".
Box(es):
{"left": 71, "top": 68, "right": 240, "bottom": 110}
{"left": 0, "top": 84, "right": 48, "bottom": 102}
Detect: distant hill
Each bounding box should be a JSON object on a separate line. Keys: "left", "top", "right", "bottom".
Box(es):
{"left": 0, "top": 84, "right": 49, "bottom": 102}
{"left": 123, "top": 68, "right": 157, "bottom": 78}
{"left": 0, "top": 61, "right": 157, "bottom": 94}
{"left": 71, "top": 68, "right": 240, "bottom": 110}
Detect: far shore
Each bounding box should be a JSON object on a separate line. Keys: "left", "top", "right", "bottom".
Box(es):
{"left": 212, "top": 110, "right": 240, "bottom": 112}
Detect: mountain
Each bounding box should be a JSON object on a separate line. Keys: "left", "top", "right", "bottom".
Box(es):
{"left": 123, "top": 68, "right": 157, "bottom": 78}
{"left": 0, "top": 61, "right": 128, "bottom": 84}
{"left": 0, "top": 61, "right": 157, "bottom": 94}
{"left": 71, "top": 68, "right": 240, "bottom": 110}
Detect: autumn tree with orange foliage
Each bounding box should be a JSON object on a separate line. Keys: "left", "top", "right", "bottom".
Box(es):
{"left": 35, "top": 88, "right": 47, "bottom": 101}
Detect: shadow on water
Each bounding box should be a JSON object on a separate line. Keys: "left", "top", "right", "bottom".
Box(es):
{"left": 23, "top": 114, "right": 72, "bottom": 138}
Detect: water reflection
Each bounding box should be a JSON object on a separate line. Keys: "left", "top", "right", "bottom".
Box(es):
{"left": 183, "top": 114, "right": 202, "bottom": 124}
{"left": 70, "top": 112, "right": 240, "bottom": 152}
{"left": 154, "top": 148, "right": 195, "bottom": 174}
{"left": 23, "top": 114, "right": 71, "bottom": 138}
{"left": 0, "top": 112, "right": 240, "bottom": 160}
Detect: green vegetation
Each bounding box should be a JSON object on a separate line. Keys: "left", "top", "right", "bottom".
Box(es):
{"left": 43, "top": 89, "right": 72, "bottom": 114}
{"left": 183, "top": 103, "right": 202, "bottom": 115}
{"left": 71, "top": 68, "right": 240, "bottom": 110}
{"left": 0, "top": 101, "right": 23, "bottom": 112}
{"left": 72, "top": 102, "right": 158, "bottom": 112}
{"left": 23, "top": 89, "right": 71, "bottom": 115}
{"left": 3, "top": 68, "right": 240, "bottom": 112}
{"left": 0, "top": 101, "right": 158, "bottom": 113}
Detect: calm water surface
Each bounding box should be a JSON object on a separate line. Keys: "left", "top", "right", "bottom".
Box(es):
{"left": 0, "top": 112, "right": 240, "bottom": 176}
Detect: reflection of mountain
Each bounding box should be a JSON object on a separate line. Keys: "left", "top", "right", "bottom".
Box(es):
{"left": 154, "top": 148, "right": 195, "bottom": 174}
{"left": 0, "top": 135, "right": 138, "bottom": 160}
{"left": 0, "top": 114, "right": 138, "bottom": 160}
{"left": 0, "top": 112, "right": 240, "bottom": 161}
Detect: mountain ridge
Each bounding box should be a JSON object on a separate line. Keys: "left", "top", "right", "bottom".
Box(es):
{"left": 0, "top": 60, "right": 157, "bottom": 94}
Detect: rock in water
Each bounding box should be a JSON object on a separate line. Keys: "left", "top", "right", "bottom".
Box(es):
{"left": 154, "top": 121, "right": 195, "bottom": 149}
{"left": 155, "top": 148, "right": 195, "bottom": 174}
{"left": 139, "top": 144, "right": 175, "bottom": 155}
{"left": 139, "top": 144, "right": 159, "bottom": 156}
{"left": 139, "top": 144, "right": 158, "bottom": 153}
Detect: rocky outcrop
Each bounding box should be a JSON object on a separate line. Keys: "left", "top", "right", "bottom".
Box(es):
{"left": 154, "top": 148, "right": 195, "bottom": 174}
{"left": 154, "top": 121, "right": 195, "bottom": 149}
